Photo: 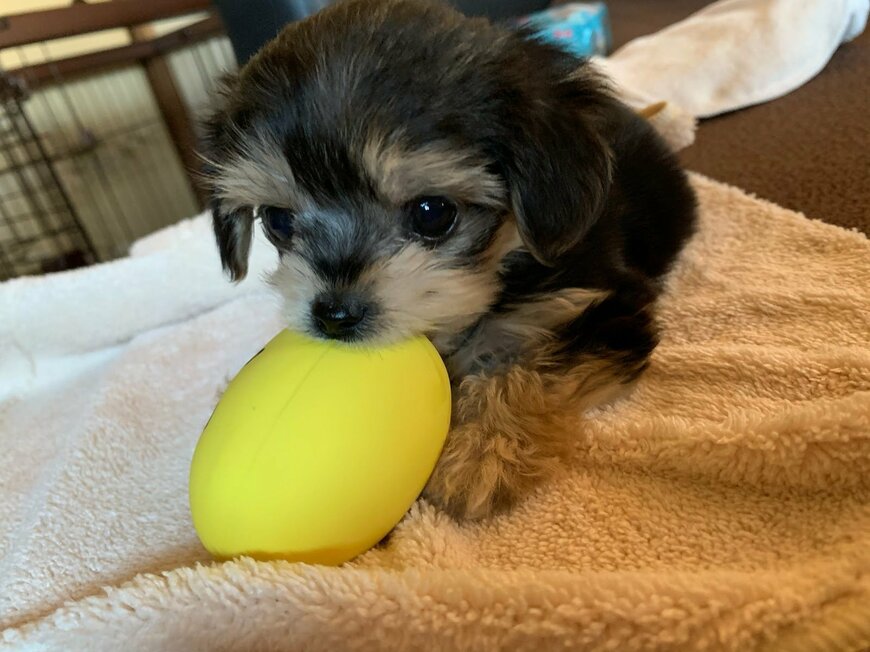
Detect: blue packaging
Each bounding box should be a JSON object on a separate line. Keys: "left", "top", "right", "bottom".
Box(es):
{"left": 513, "top": 3, "right": 612, "bottom": 58}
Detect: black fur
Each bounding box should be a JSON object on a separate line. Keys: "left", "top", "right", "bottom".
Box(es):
{"left": 212, "top": 201, "right": 253, "bottom": 281}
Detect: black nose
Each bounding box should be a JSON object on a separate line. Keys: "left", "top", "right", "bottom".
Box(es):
{"left": 312, "top": 298, "right": 366, "bottom": 338}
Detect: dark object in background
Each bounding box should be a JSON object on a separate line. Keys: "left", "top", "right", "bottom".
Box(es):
{"left": 451, "top": 0, "right": 551, "bottom": 20}
{"left": 213, "top": 0, "right": 551, "bottom": 64}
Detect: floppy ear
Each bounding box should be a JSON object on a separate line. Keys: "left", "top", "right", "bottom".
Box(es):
{"left": 200, "top": 73, "right": 255, "bottom": 281}
{"left": 212, "top": 201, "right": 254, "bottom": 281}
{"left": 502, "top": 67, "right": 615, "bottom": 265}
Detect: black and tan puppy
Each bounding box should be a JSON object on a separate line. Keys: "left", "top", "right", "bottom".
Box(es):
{"left": 201, "top": 0, "right": 696, "bottom": 520}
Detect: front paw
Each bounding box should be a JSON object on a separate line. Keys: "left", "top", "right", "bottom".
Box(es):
{"left": 422, "top": 423, "right": 560, "bottom": 521}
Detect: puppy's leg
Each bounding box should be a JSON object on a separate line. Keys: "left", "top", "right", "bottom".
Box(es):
{"left": 424, "top": 287, "right": 658, "bottom": 520}
{"left": 423, "top": 365, "right": 580, "bottom": 521}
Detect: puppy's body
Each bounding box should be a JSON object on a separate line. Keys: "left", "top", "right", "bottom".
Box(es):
{"left": 202, "top": 0, "right": 696, "bottom": 519}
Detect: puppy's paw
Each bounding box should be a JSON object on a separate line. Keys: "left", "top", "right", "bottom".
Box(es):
{"left": 423, "top": 422, "right": 560, "bottom": 521}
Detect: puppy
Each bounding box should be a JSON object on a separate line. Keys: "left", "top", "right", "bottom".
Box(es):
{"left": 201, "top": 0, "right": 697, "bottom": 520}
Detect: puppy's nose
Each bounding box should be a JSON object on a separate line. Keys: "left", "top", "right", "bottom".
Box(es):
{"left": 312, "top": 298, "right": 366, "bottom": 338}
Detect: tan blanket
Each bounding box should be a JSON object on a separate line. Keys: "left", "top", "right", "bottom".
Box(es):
{"left": 1, "top": 174, "right": 869, "bottom": 651}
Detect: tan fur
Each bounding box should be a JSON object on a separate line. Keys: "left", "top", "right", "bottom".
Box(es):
{"left": 362, "top": 134, "right": 506, "bottom": 207}
{"left": 201, "top": 134, "right": 312, "bottom": 213}
{"left": 365, "top": 221, "right": 520, "bottom": 343}
{"left": 365, "top": 244, "right": 501, "bottom": 339}
{"left": 424, "top": 349, "right": 636, "bottom": 520}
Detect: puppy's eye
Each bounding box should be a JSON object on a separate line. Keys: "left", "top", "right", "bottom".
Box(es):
{"left": 260, "top": 206, "right": 295, "bottom": 243}
{"left": 405, "top": 196, "right": 458, "bottom": 240}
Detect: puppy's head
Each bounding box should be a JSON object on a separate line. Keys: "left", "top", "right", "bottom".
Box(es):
{"left": 202, "top": 0, "right": 615, "bottom": 344}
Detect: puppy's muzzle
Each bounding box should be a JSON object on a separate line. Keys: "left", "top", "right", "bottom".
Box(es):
{"left": 312, "top": 295, "right": 367, "bottom": 339}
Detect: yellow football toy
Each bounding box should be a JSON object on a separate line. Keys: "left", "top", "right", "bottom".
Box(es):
{"left": 189, "top": 330, "right": 451, "bottom": 565}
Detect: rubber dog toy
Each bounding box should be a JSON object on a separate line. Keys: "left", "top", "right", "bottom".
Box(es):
{"left": 189, "top": 330, "right": 451, "bottom": 565}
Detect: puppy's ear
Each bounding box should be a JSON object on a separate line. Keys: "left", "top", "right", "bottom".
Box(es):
{"left": 200, "top": 73, "right": 254, "bottom": 281}
{"left": 502, "top": 65, "right": 614, "bottom": 265}
{"left": 212, "top": 201, "right": 254, "bottom": 281}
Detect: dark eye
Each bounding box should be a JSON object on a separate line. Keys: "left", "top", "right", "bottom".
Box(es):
{"left": 405, "top": 196, "right": 458, "bottom": 240}
{"left": 260, "top": 206, "right": 295, "bottom": 243}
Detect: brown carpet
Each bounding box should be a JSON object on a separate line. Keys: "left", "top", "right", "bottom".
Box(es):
{"left": 573, "top": 0, "right": 870, "bottom": 234}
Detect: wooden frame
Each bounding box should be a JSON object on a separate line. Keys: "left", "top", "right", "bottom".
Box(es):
{"left": 0, "top": 0, "right": 212, "bottom": 49}
{"left": 10, "top": 16, "right": 224, "bottom": 89}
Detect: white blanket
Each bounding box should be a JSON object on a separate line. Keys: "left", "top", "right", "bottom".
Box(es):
{"left": 597, "top": 0, "right": 869, "bottom": 117}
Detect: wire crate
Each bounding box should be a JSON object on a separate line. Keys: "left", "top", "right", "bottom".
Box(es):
{"left": 0, "top": 0, "right": 236, "bottom": 280}
{"left": 0, "top": 72, "right": 96, "bottom": 277}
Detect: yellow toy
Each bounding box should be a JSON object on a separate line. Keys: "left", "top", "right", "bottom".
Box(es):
{"left": 189, "top": 330, "right": 451, "bottom": 565}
